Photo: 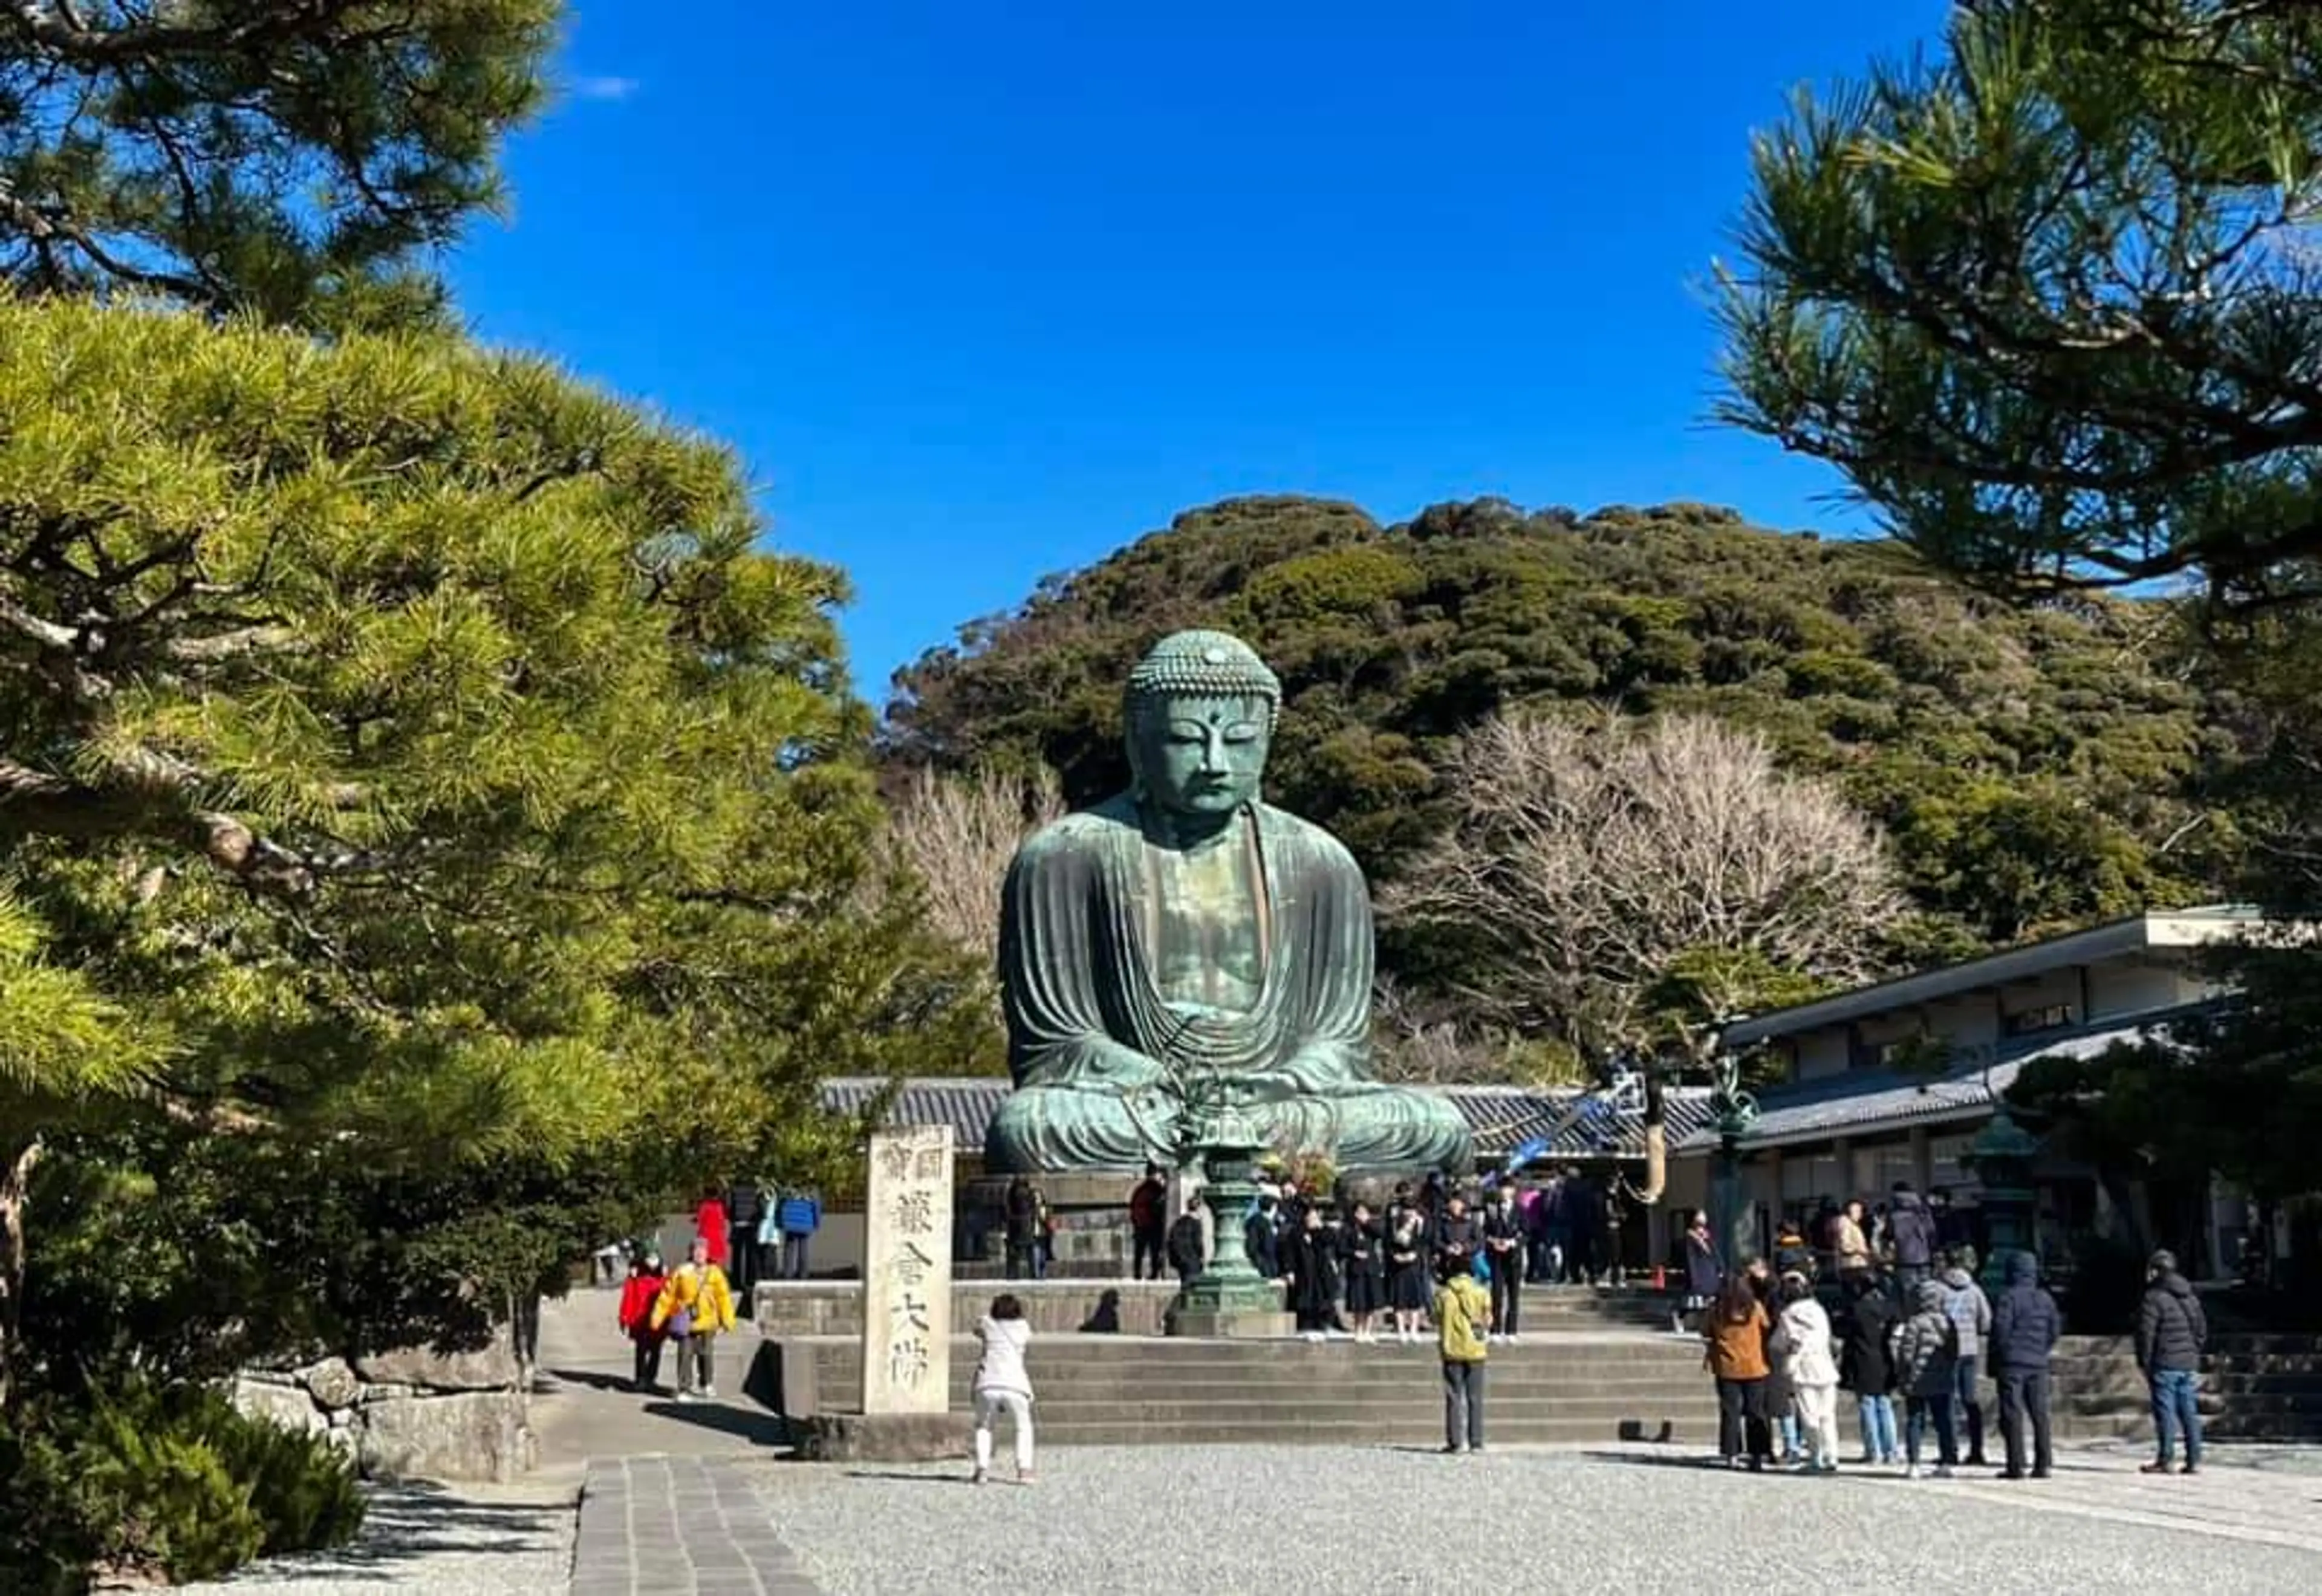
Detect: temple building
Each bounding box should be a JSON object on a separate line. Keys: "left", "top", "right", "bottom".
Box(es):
{"left": 785, "top": 904, "right": 2286, "bottom": 1282}
{"left": 1668, "top": 904, "right": 2266, "bottom": 1279}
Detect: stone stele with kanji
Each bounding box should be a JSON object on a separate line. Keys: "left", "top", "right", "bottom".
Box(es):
{"left": 861, "top": 1126, "right": 955, "bottom": 1415}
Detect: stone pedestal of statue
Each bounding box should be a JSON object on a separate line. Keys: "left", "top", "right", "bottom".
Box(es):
{"left": 1166, "top": 1120, "right": 1292, "bottom": 1339}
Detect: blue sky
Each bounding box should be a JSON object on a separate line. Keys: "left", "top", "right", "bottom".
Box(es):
{"left": 446, "top": 2, "right": 1953, "bottom": 698}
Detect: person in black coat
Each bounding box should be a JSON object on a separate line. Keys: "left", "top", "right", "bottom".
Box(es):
{"left": 1287, "top": 1206, "right": 1341, "bottom": 1337}
{"left": 1676, "top": 1210, "right": 1723, "bottom": 1334}
{"left": 1563, "top": 1168, "right": 1602, "bottom": 1285}
{"left": 1887, "top": 1183, "right": 1938, "bottom": 1290}
{"left": 1165, "top": 1195, "right": 1206, "bottom": 1288}
{"left": 725, "top": 1181, "right": 764, "bottom": 1302}
{"left": 1480, "top": 1186, "right": 1527, "bottom": 1340}
{"left": 1245, "top": 1196, "right": 1283, "bottom": 1283}
{"left": 1839, "top": 1271, "right": 1901, "bottom": 1465}
{"left": 1989, "top": 1251, "right": 2061, "bottom": 1480}
{"left": 1436, "top": 1193, "right": 1481, "bottom": 1274}
{"left": 1341, "top": 1201, "right": 1387, "bottom": 1342}
{"left": 2136, "top": 1249, "right": 2208, "bottom": 1475}
{"left": 1386, "top": 1199, "right": 1431, "bottom": 1343}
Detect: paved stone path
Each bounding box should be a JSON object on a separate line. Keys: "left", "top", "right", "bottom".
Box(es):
{"left": 183, "top": 1293, "right": 2322, "bottom": 1594}
{"left": 572, "top": 1458, "right": 822, "bottom": 1596}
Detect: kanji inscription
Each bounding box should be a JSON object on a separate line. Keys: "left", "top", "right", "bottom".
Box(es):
{"left": 860, "top": 1125, "right": 954, "bottom": 1415}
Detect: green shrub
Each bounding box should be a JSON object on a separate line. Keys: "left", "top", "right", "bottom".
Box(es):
{"left": 0, "top": 1377, "right": 365, "bottom": 1591}
{"left": 0, "top": 1408, "right": 86, "bottom": 1595}
{"left": 71, "top": 1393, "right": 267, "bottom": 1584}
{"left": 207, "top": 1404, "right": 368, "bottom": 1554}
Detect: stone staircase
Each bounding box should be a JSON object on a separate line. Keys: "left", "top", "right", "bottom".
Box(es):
{"left": 2049, "top": 1335, "right": 2322, "bottom": 1444}
{"left": 764, "top": 1332, "right": 1720, "bottom": 1448}
{"left": 754, "top": 1326, "right": 2322, "bottom": 1450}
{"left": 755, "top": 1279, "right": 1676, "bottom": 1340}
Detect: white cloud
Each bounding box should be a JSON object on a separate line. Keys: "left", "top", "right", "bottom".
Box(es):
{"left": 568, "top": 74, "right": 640, "bottom": 103}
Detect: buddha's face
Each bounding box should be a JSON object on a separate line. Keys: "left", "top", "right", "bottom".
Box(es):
{"left": 1131, "top": 693, "right": 1271, "bottom": 816}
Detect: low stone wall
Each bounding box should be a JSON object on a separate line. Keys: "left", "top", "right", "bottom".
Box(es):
{"left": 232, "top": 1321, "right": 536, "bottom": 1484}
{"left": 755, "top": 1278, "right": 1180, "bottom": 1338}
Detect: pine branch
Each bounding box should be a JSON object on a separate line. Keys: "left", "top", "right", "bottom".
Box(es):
{"left": 0, "top": 757, "right": 317, "bottom": 898}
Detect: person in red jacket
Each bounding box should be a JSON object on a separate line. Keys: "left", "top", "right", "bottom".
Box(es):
{"left": 695, "top": 1186, "right": 730, "bottom": 1270}
{"left": 617, "top": 1251, "right": 668, "bottom": 1395}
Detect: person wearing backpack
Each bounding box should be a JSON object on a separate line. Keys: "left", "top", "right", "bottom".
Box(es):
{"left": 651, "top": 1238, "right": 737, "bottom": 1402}
{"left": 2136, "top": 1248, "right": 2209, "bottom": 1476}
{"left": 1891, "top": 1278, "right": 1962, "bottom": 1478}
{"left": 1434, "top": 1249, "right": 1493, "bottom": 1454}
{"left": 776, "top": 1186, "right": 822, "bottom": 1280}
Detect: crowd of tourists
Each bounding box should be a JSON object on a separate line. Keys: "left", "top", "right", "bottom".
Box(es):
{"left": 1689, "top": 1185, "right": 2213, "bottom": 1482}
{"left": 1120, "top": 1162, "right": 1627, "bottom": 1343}
{"left": 606, "top": 1179, "right": 822, "bottom": 1402}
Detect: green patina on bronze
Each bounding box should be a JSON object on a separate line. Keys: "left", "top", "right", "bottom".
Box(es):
{"left": 988, "top": 629, "right": 1473, "bottom": 1173}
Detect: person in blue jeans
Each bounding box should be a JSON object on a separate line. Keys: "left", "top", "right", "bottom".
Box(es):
{"left": 2136, "top": 1249, "right": 2208, "bottom": 1475}
{"left": 1839, "top": 1271, "right": 1902, "bottom": 1465}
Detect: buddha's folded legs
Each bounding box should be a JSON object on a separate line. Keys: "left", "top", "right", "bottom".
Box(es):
{"left": 1246, "top": 1086, "right": 1474, "bottom": 1174}
{"left": 986, "top": 1084, "right": 1179, "bottom": 1173}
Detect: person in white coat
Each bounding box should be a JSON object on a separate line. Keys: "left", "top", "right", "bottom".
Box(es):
{"left": 969, "top": 1293, "right": 1036, "bottom": 1485}
{"left": 1778, "top": 1271, "right": 1842, "bottom": 1473}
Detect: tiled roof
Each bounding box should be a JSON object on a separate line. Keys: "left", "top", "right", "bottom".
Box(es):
{"left": 1675, "top": 1013, "right": 2196, "bottom": 1153}
{"left": 816, "top": 1077, "right": 1715, "bottom": 1163}
{"left": 1717, "top": 907, "right": 2263, "bottom": 1047}
{"left": 819, "top": 1076, "right": 1013, "bottom": 1147}
{"left": 1451, "top": 1085, "right": 1721, "bottom": 1160}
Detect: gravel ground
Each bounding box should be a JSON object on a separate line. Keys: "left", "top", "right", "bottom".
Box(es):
{"left": 748, "top": 1444, "right": 2322, "bottom": 1596}
{"left": 175, "top": 1479, "right": 575, "bottom": 1595}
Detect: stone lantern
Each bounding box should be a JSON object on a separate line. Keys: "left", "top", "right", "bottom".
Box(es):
{"left": 1965, "top": 1098, "right": 2042, "bottom": 1294}
{"left": 1167, "top": 1076, "right": 1292, "bottom": 1338}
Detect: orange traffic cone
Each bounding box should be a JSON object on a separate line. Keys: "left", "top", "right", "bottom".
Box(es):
{"left": 1652, "top": 1264, "right": 1666, "bottom": 1290}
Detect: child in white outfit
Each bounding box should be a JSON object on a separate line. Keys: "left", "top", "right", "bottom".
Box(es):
{"left": 1778, "top": 1271, "right": 1842, "bottom": 1472}
{"left": 971, "top": 1293, "right": 1035, "bottom": 1484}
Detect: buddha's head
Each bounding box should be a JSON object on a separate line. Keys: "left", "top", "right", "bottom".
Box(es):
{"left": 1123, "top": 629, "right": 1280, "bottom": 818}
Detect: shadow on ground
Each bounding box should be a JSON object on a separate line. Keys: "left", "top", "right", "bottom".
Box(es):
{"left": 545, "top": 1365, "right": 643, "bottom": 1394}
{"left": 192, "top": 1481, "right": 572, "bottom": 1585}
{"left": 640, "top": 1398, "right": 794, "bottom": 1448}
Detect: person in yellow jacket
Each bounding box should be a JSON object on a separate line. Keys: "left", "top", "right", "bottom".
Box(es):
{"left": 651, "top": 1238, "right": 737, "bottom": 1402}
{"left": 1434, "top": 1251, "right": 1493, "bottom": 1455}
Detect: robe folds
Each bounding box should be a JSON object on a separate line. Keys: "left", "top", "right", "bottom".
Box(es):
{"left": 987, "top": 794, "right": 1472, "bottom": 1173}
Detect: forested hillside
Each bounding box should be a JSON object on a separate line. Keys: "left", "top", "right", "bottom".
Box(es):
{"left": 885, "top": 497, "right": 2240, "bottom": 968}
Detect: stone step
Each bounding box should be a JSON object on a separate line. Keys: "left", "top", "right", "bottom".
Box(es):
{"left": 2052, "top": 1370, "right": 2322, "bottom": 1399}
{"left": 755, "top": 1279, "right": 1676, "bottom": 1337}
{"left": 2060, "top": 1334, "right": 2322, "bottom": 1357}
{"left": 761, "top": 1327, "right": 2322, "bottom": 1448}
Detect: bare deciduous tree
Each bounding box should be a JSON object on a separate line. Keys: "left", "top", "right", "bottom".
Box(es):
{"left": 887, "top": 765, "right": 1065, "bottom": 966}
{"left": 1368, "top": 975, "right": 1589, "bottom": 1087}
{"left": 1386, "top": 711, "right": 1904, "bottom": 1060}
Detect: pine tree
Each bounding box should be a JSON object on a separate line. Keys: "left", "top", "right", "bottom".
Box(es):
{"left": 0, "top": 300, "right": 994, "bottom": 1403}
{"left": 1, "top": 1, "right": 558, "bottom": 329}
{"left": 1712, "top": 0, "right": 2322, "bottom": 615}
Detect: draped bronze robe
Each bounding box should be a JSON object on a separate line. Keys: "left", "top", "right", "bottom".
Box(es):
{"left": 987, "top": 794, "right": 1472, "bottom": 1173}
